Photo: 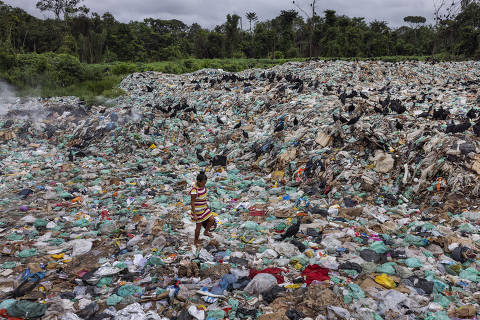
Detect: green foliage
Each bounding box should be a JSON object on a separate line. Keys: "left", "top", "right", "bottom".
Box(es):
{"left": 183, "top": 58, "right": 199, "bottom": 70}
{"left": 0, "top": 42, "right": 15, "bottom": 71}
{"left": 1, "top": 0, "right": 480, "bottom": 105}
{"left": 272, "top": 51, "right": 285, "bottom": 59}
{"left": 36, "top": 0, "right": 85, "bottom": 20}
{"left": 2, "top": 0, "right": 480, "bottom": 63}
{"left": 286, "top": 47, "right": 300, "bottom": 58}
{"left": 403, "top": 16, "right": 427, "bottom": 25}
{"left": 1, "top": 52, "right": 449, "bottom": 107}
{"left": 110, "top": 62, "right": 137, "bottom": 76}
{"left": 49, "top": 53, "right": 84, "bottom": 87}
{"left": 58, "top": 34, "right": 78, "bottom": 55}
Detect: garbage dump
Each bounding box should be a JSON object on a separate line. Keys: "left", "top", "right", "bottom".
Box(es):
{"left": 1, "top": 60, "right": 480, "bottom": 320}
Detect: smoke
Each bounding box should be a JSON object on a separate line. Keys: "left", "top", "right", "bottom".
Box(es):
{"left": 0, "top": 80, "right": 17, "bottom": 115}
{"left": 0, "top": 79, "right": 48, "bottom": 121}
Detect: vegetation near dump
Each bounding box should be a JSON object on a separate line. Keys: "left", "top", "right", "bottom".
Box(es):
{"left": 0, "top": 0, "right": 479, "bottom": 103}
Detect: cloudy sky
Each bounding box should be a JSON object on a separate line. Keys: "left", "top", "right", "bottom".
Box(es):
{"left": 5, "top": 0, "right": 435, "bottom": 28}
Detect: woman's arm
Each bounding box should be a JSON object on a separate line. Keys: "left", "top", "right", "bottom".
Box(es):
{"left": 190, "top": 194, "right": 196, "bottom": 216}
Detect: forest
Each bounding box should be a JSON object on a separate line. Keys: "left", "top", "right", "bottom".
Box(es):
{"left": 0, "top": 0, "right": 479, "bottom": 102}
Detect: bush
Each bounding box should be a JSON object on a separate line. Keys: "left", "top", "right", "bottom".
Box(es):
{"left": 163, "top": 62, "right": 184, "bottom": 74}
{"left": 183, "top": 59, "right": 200, "bottom": 72}
{"left": 110, "top": 62, "right": 137, "bottom": 76}
{"left": 272, "top": 51, "right": 285, "bottom": 59}
{"left": 48, "top": 53, "right": 84, "bottom": 87}
{"left": 286, "top": 47, "right": 300, "bottom": 58}
{"left": 0, "top": 44, "right": 15, "bottom": 72}
{"left": 7, "top": 53, "right": 83, "bottom": 88}
{"left": 83, "top": 64, "right": 108, "bottom": 81}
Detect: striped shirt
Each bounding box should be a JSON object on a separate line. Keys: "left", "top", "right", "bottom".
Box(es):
{"left": 189, "top": 184, "right": 212, "bottom": 223}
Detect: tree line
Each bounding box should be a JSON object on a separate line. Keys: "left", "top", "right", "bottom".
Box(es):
{"left": 0, "top": 0, "right": 479, "bottom": 64}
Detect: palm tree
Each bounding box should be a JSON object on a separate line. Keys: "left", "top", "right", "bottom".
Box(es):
{"left": 246, "top": 12, "right": 258, "bottom": 33}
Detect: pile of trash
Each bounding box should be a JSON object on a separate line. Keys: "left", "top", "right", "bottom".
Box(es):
{"left": 1, "top": 60, "right": 480, "bottom": 320}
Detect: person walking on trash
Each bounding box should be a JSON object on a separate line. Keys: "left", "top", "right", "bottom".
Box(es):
{"left": 190, "top": 171, "right": 216, "bottom": 246}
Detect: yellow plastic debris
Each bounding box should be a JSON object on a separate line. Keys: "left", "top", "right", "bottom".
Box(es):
{"left": 292, "top": 263, "right": 303, "bottom": 270}
{"left": 51, "top": 253, "right": 65, "bottom": 259}
{"left": 375, "top": 273, "right": 397, "bottom": 289}
{"left": 305, "top": 250, "right": 314, "bottom": 258}
{"left": 240, "top": 236, "right": 254, "bottom": 244}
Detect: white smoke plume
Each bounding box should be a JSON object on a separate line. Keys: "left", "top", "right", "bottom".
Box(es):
{"left": 0, "top": 79, "right": 17, "bottom": 115}
{"left": 0, "top": 79, "right": 48, "bottom": 121}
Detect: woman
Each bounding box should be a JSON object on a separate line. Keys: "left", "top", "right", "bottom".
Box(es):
{"left": 190, "top": 171, "right": 215, "bottom": 246}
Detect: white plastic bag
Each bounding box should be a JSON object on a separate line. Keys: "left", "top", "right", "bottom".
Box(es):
{"left": 244, "top": 273, "right": 277, "bottom": 295}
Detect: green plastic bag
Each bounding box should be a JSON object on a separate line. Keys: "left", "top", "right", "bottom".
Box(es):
{"left": 433, "top": 293, "right": 451, "bottom": 308}
{"left": 228, "top": 298, "right": 239, "bottom": 319}
{"left": 47, "top": 238, "right": 64, "bottom": 246}
{"left": 348, "top": 283, "right": 365, "bottom": 299}
{"left": 60, "top": 191, "right": 74, "bottom": 199}
{"left": 405, "top": 258, "right": 422, "bottom": 268}
{"left": 361, "top": 262, "right": 377, "bottom": 274}
{"left": 459, "top": 267, "right": 480, "bottom": 282}
{"left": 17, "top": 248, "right": 37, "bottom": 258}
{"left": 343, "top": 269, "right": 358, "bottom": 278}
{"left": 290, "top": 255, "right": 309, "bottom": 267}
{"left": 117, "top": 285, "right": 142, "bottom": 297}
{"left": 373, "top": 313, "right": 384, "bottom": 320}
{"left": 343, "top": 293, "right": 353, "bottom": 304}
{"left": 114, "top": 261, "right": 127, "bottom": 269}
{"left": 207, "top": 310, "right": 226, "bottom": 319}
{"left": 6, "top": 301, "right": 47, "bottom": 318}
{"left": 404, "top": 234, "right": 426, "bottom": 246}
{"left": 424, "top": 311, "right": 450, "bottom": 320}
{"left": 459, "top": 223, "right": 475, "bottom": 233}
{"left": 148, "top": 256, "right": 165, "bottom": 266}
{"left": 228, "top": 298, "right": 239, "bottom": 310}
{"left": 0, "top": 299, "right": 16, "bottom": 310}
{"left": 376, "top": 262, "right": 396, "bottom": 275}
{"left": 7, "top": 233, "right": 23, "bottom": 241}
{"left": 370, "top": 241, "right": 389, "bottom": 253}
{"left": 106, "top": 294, "right": 123, "bottom": 306}
{"left": 1, "top": 261, "right": 16, "bottom": 269}
{"left": 273, "top": 222, "right": 287, "bottom": 231}
{"left": 243, "top": 221, "right": 259, "bottom": 231}
{"left": 34, "top": 219, "right": 48, "bottom": 227}
{"left": 73, "top": 218, "right": 90, "bottom": 227}
{"left": 97, "top": 276, "right": 113, "bottom": 287}
{"left": 421, "top": 223, "right": 435, "bottom": 231}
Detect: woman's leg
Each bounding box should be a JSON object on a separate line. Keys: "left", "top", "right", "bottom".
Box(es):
{"left": 203, "top": 216, "right": 215, "bottom": 237}
{"left": 194, "top": 223, "right": 202, "bottom": 245}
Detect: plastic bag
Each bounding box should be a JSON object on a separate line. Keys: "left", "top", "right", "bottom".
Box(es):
{"left": 459, "top": 267, "right": 480, "bottom": 282}
{"left": 375, "top": 274, "right": 396, "bottom": 289}
{"left": 70, "top": 239, "right": 93, "bottom": 256}
{"left": 117, "top": 285, "right": 143, "bottom": 297}
{"left": 405, "top": 257, "right": 423, "bottom": 268}
{"left": 244, "top": 273, "right": 277, "bottom": 295}
{"left": 275, "top": 242, "right": 300, "bottom": 258}
{"left": 106, "top": 294, "right": 123, "bottom": 306}
{"left": 376, "top": 262, "right": 396, "bottom": 275}
{"left": 369, "top": 241, "right": 389, "bottom": 254}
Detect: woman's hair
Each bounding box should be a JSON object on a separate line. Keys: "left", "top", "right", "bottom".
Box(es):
{"left": 197, "top": 171, "right": 207, "bottom": 182}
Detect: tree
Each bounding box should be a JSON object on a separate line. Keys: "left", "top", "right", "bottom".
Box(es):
{"left": 403, "top": 15, "right": 426, "bottom": 51}
{"left": 292, "top": 0, "right": 317, "bottom": 57}
{"left": 225, "top": 14, "right": 241, "bottom": 57}
{"left": 403, "top": 15, "right": 427, "bottom": 28}
{"left": 246, "top": 12, "right": 258, "bottom": 33}
{"left": 36, "top": 0, "right": 84, "bottom": 20}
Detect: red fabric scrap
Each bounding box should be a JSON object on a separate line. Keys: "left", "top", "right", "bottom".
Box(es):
{"left": 301, "top": 264, "right": 330, "bottom": 285}
{"left": 0, "top": 309, "right": 23, "bottom": 320}
{"left": 249, "top": 268, "right": 285, "bottom": 284}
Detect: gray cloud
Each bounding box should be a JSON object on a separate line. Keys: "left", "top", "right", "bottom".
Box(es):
{"left": 5, "top": 0, "right": 436, "bottom": 28}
